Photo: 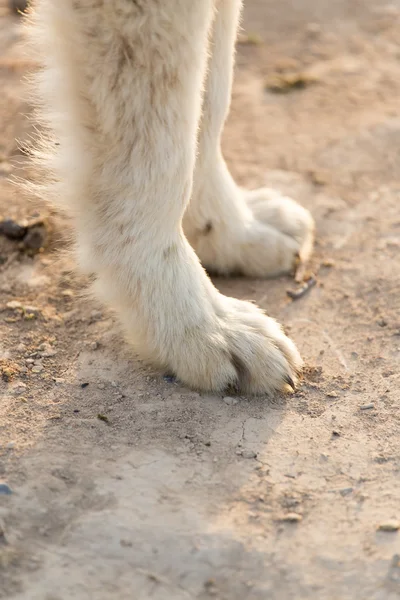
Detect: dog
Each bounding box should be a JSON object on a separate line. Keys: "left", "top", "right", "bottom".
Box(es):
{"left": 26, "top": 0, "right": 314, "bottom": 394}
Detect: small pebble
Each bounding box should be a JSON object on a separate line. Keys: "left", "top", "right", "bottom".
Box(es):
{"left": 90, "top": 341, "right": 99, "bottom": 351}
{"left": 0, "top": 483, "right": 13, "bottom": 495}
{"left": 223, "top": 396, "right": 239, "bottom": 406}
{"left": 278, "top": 512, "right": 303, "bottom": 523}
{"left": 241, "top": 450, "right": 257, "bottom": 459}
{"left": 81, "top": 382, "right": 89, "bottom": 389}
{"left": 322, "top": 258, "right": 335, "bottom": 267}
{"left": 339, "top": 487, "right": 353, "bottom": 497}
{"left": 24, "top": 306, "right": 40, "bottom": 315}
{"left": 97, "top": 413, "right": 110, "bottom": 424}
{"left": 6, "top": 301, "right": 22, "bottom": 310}
{"left": 98, "top": 383, "right": 105, "bottom": 390}
{"left": 32, "top": 365, "right": 44, "bottom": 373}
{"left": 39, "top": 343, "right": 57, "bottom": 357}
{"left": 326, "top": 391, "right": 339, "bottom": 398}
{"left": 360, "top": 403, "right": 374, "bottom": 410}
{"left": 378, "top": 521, "right": 400, "bottom": 532}
{"left": 6, "top": 442, "right": 15, "bottom": 449}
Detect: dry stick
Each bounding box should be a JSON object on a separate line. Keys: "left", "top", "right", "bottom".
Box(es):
{"left": 287, "top": 276, "right": 317, "bottom": 301}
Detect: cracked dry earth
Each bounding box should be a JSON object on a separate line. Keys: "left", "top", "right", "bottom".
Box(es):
{"left": 1, "top": 1, "right": 400, "bottom": 599}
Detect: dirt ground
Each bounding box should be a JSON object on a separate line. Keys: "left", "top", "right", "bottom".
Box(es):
{"left": 0, "top": 1, "right": 400, "bottom": 598}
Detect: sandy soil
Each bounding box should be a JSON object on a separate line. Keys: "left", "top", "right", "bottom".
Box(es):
{"left": 0, "top": 1, "right": 400, "bottom": 598}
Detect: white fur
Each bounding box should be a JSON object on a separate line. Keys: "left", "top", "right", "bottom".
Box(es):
{"left": 25, "top": 0, "right": 314, "bottom": 394}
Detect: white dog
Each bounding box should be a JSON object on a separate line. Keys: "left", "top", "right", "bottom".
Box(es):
{"left": 26, "top": 0, "right": 314, "bottom": 395}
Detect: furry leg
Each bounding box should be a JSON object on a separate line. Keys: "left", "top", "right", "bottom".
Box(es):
{"left": 184, "top": 0, "right": 314, "bottom": 277}
{"left": 27, "top": 0, "right": 302, "bottom": 394}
